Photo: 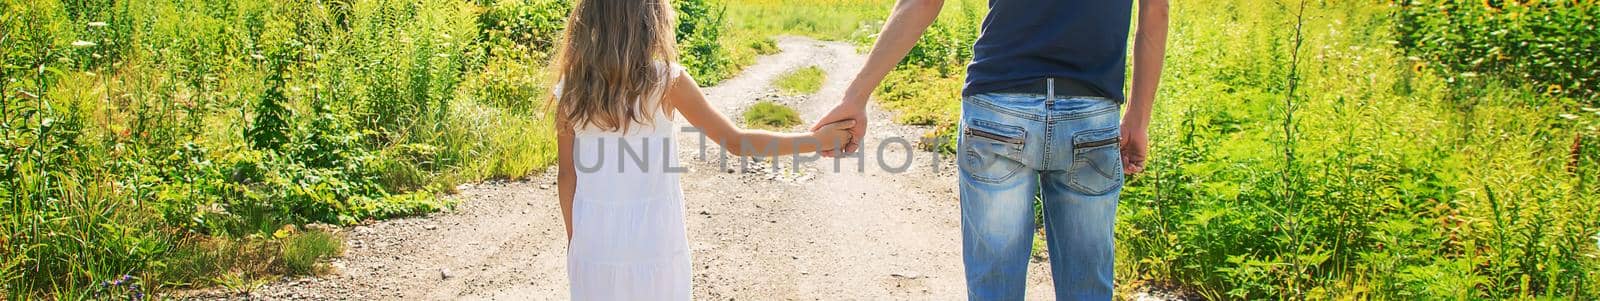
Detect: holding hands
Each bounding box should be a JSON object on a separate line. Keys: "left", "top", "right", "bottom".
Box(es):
{"left": 809, "top": 96, "right": 869, "bottom": 157}
{"left": 811, "top": 119, "right": 858, "bottom": 152}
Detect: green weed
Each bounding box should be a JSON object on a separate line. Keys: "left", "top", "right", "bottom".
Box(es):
{"left": 775, "top": 66, "right": 826, "bottom": 95}
{"left": 280, "top": 229, "right": 343, "bottom": 275}
{"left": 748, "top": 37, "right": 780, "bottom": 55}
{"left": 742, "top": 101, "right": 802, "bottom": 130}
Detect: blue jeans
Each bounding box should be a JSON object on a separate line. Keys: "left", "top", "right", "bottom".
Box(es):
{"left": 959, "top": 92, "right": 1122, "bottom": 301}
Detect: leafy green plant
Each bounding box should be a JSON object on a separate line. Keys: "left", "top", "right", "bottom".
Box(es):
{"left": 675, "top": 0, "right": 734, "bottom": 84}
{"left": 477, "top": 0, "right": 572, "bottom": 59}
{"left": 248, "top": 61, "right": 294, "bottom": 152}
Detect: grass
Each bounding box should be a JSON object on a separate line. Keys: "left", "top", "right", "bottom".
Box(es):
{"left": 281, "top": 229, "right": 344, "bottom": 275}
{"left": 157, "top": 227, "right": 341, "bottom": 293}
{"left": 775, "top": 66, "right": 826, "bottom": 95}
{"left": 724, "top": 0, "right": 889, "bottom": 42}
{"left": 742, "top": 101, "right": 803, "bottom": 130}
{"left": 748, "top": 36, "right": 780, "bottom": 55}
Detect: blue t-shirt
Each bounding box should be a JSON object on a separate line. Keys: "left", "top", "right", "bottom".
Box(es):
{"left": 963, "top": 0, "right": 1135, "bottom": 102}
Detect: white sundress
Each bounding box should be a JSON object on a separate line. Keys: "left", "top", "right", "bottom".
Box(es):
{"left": 566, "top": 65, "right": 691, "bottom": 300}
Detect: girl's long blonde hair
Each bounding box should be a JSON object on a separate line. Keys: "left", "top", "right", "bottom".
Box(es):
{"left": 553, "top": 0, "right": 678, "bottom": 133}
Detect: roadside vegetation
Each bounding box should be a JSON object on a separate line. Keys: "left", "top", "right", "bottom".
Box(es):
{"left": 742, "top": 101, "right": 803, "bottom": 130}
{"left": 775, "top": 66, "right": 826, "bottom": 96}
{"left": 724, "top": 0, "right": 888, "bottom": 45}
{"left": 0, "top": 0, "right": 747, "bottom": 298}
{"left": 728, "top": 0, "right": 1600, "bottom": 298}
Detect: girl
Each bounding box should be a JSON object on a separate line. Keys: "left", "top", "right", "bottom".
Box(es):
{"left": 552, "top": 0, "right": 855, "bottom": 299}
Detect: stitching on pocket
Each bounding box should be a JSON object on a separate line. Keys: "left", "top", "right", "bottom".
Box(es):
{"left": 1067, "top": 147, "right": 1121, "bottom": 195}
{"left": 1067, "top": 127, "right": 1122, "bottom": 195}
{"left": 960, "top": 121, "right": 1026, "bottom": 184}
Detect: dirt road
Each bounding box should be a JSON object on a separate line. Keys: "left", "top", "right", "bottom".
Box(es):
{"left": 187, "top": 36, "right": 1063, "bottom": 300}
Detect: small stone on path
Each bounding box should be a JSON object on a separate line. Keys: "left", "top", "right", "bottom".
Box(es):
{"left": 891, "top": 272, "right": 922, "bottom": 279}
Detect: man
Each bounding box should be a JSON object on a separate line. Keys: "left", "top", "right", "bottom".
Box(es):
{"left": 810, "top": 0, "right": 1168, "bottom": 299}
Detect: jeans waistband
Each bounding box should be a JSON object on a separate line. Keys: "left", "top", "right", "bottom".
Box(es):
{"left": 992, "top": 77, "right": 1107, "bottom": 102}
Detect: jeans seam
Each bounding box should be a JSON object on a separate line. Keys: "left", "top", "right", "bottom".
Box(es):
{"left": 1043, "top": 117, "right": 1054, "bottom": 170}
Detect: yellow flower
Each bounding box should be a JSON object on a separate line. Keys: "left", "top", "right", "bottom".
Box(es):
{"left": 1546, "top": 84, "right": 1564, "bottom": 95}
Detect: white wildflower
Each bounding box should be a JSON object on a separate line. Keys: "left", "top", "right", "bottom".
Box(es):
{"left": 71, "top": 40, "right": 97, "bottom": 47}
{"left": 87, "top": 22, "right": 108, "bottom": 27}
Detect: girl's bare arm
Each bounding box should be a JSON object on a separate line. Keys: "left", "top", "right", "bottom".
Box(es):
{"left": 666, "top": 69, "right": 854, "bottom": 157}
{"left": 557, "top": 116, "right": 576, "bottom": 243}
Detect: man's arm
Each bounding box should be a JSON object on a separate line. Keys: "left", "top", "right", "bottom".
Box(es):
{"left": 810, "top": 0, "right": 944, "bottom": 155}
{"left": 1121, "top": 0, "right": 1169, "bottom": 175}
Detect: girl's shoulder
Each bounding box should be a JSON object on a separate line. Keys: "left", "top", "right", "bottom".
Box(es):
{"left": 657, "top": 62, "right": 686, "bottom": 82}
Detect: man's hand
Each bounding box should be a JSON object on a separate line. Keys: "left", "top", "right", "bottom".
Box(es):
{"left": 1120, "top": 125, "right": 1148, "bottom": 175}
{"left": 810, "top": 98, "right": 868, "bottom": 157}
{"left": 809, "top": 0, "right": 942, "bottom": 157}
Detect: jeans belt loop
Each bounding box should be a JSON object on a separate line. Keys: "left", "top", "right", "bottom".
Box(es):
{"left": 1046, "top": 78, "right": 1056, "bottom": 106}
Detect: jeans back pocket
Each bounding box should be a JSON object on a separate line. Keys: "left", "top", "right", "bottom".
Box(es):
{"left": 1067, "top": 127, "right": 1123, "bottom": 195}
{"left": 959, "top": 119, "right": 1026, "bottom": 184}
